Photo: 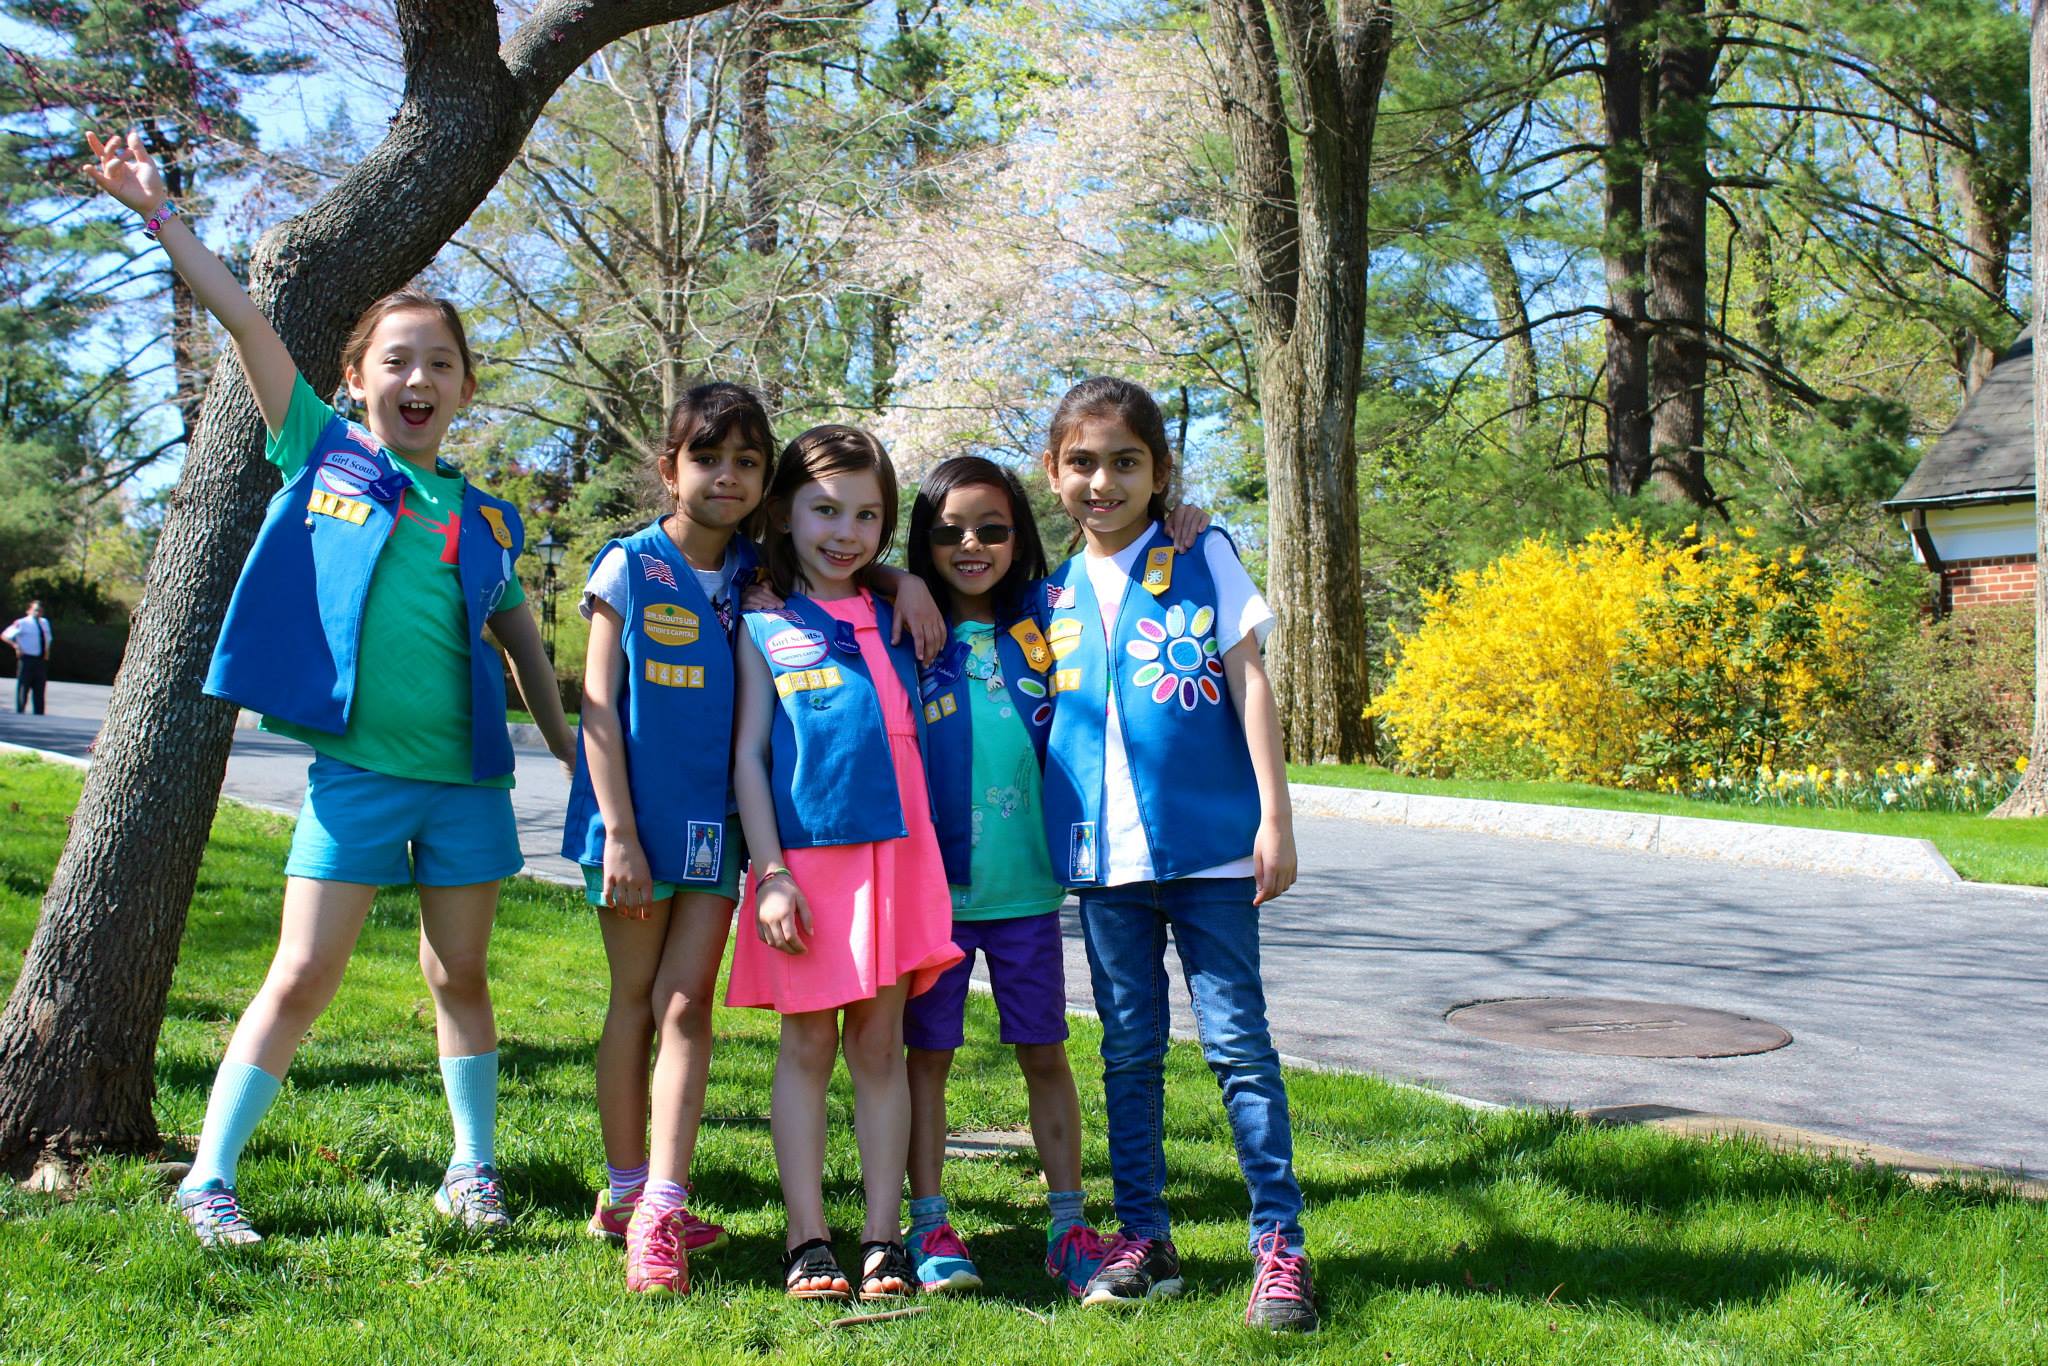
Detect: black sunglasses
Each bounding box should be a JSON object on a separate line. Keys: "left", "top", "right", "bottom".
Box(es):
{"left": 928, "top": 522, "right": 1013, "bottom": 546}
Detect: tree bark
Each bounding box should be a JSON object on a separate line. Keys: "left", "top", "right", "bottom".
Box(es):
{"left": 1644, "top": 0, "right": 1718, "bottom": 505}
{"left": 0, "top": 0, "right": 735, "bottom": 1173}
{"left": 739, "top": 0, "right": 780, "bottom": 255}
{"left": 1208, "top": 0, "right": 1392, "bottom": 764}
{"left": 1602, "top": 0, "right": 1653, "bottom": 496}
{"left": 1991, "top": 0, "right": 2048, "bottom": 819}
{"left": 1937, "top": 97, "right": 2013, "bottom": 396}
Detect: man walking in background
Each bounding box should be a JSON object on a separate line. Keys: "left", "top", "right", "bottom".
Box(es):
{"left": 3, "top": 600, "right": 53, "bottom": 714}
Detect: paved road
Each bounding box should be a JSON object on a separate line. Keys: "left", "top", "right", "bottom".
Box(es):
{"left": 7, "top": 684, "right": 2045, "bottom": 1179}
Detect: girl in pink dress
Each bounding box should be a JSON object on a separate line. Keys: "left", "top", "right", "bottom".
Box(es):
{"left": 729, "top": 424, "right": 960, "bottom": 1303}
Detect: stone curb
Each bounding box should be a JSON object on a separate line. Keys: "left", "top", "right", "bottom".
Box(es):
{"left": 1290, "top": 782, "right": 1962, "bottom": 885}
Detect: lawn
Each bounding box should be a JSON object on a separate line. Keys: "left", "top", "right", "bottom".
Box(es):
{"left": 1, "top": 753, "right": 2041, "bottom": 1365}
{"left": 1294, "top": 763, "right": 2048, "bottom": 888}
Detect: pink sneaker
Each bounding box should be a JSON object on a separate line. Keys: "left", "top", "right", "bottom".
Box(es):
{"left": 624, "top": 1202, "right": 688, "bottom": 1295}
{"left": 679, "top": 1205, "right": 727, "bottom": 1254}
{"left": 588, "top": 1188, "right": 637, "bottom": 1242}
{"left": 1046, "top": 1222, "right": 1107, "bottom": 1297}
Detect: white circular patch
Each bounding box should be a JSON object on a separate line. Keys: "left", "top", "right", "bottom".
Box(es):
{"left": 765, "top": 627, "right": 828, "bottom": 669}
{"left": 322, "top": 450, "right": 382, "bottom": 487}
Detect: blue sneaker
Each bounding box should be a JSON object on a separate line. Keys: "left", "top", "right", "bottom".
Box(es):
{"left": 434, "top": 1162, "right": 511, "bottom": 1233}
{"left": 1046, "top": 1222, "right": 1107, "bottom": 1297}
{"left": 911, "top": 1222, "right": 982, "bottom": 1293}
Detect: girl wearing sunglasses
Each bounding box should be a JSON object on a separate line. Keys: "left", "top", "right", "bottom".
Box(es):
{"left": 899, "top": 455, "right": 1205, "bottom": 1296}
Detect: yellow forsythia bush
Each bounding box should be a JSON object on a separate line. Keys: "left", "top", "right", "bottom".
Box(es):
{"left": 1370, "top": 527, "right": 1869, "bottom": 787}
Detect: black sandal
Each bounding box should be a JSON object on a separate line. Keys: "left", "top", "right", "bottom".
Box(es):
{"left": 858, "top": 1239, "right": 917, "bottom": 1302}
{"left": 783, "top": 1237, "right": 852, "bottom": 1300}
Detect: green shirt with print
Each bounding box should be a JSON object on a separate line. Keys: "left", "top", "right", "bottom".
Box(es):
{"left": 261, "top": 376, "right": 525, "bottom": 788}
{"left": 949, "top": 621, "right": 1067, "bottom": 922}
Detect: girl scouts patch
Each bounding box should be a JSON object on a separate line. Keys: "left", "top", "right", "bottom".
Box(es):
{"left": 644, "top": 603, "right": 699, "bottom": 647}
{"left": 685, "top": 821, "right": 722, "bottom": 881}
{"left": 1126, "top": 601, "right": 1225, "bottom": 709}
{"left": 1069, "top": 822, "right": 1098, "bottom": 881}
{"left": 478, "top": 505, "right": 514, "bottom": 549}
{"left": 1046, "top": 618, "right": 1085, "bottom": 661}
{"left": 1009, "top": 620, "right": 1052, "bottom": 671}
{"left": 1142, "top": 546, "right": 1174, "bottom": 594}
{"left": 318, "top": 450, "right": 381, "bottom": 497}
{"left": 765, "top": 627, "right": 828, "bottom": 669}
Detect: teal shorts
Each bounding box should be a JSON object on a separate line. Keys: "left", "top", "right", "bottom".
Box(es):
{"left": 286, "top": 755, "right": 523, "bottom": 887}
{"left": 581, "top": 817, "right": 743, "bottom": 907}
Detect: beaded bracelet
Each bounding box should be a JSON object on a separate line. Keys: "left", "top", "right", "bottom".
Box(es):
{"left": 143, "top": 200, "right": 180, "bottom": 241}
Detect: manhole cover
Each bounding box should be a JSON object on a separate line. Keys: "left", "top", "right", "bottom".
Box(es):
{"left": 1445, "top": 997, "right": 1792, "bottom": 1058}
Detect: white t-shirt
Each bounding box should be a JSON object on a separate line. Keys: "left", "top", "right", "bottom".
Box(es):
{"left": 583, "top": 542, "right": 739, "bottom": 632}
{"left": 3, "top": 616, "right": 51, "bottom": 656}
{"left": 1083, "top": 526, "right": 1272, "bottom": 885}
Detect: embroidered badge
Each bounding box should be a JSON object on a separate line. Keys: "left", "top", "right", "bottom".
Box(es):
{"left": 765, "top": 627, "right": 828, "bottom": 669}
{"left": 1046, "top": 618, "right": 1085, "bottom": 662}
{"left": 774, "top": 666, "right": 844, "bottom": 697}
{"left": 1127, "top": 600, "right": 1224, "bottom": 709}
{"left": 478, "top": 505, "right": 514, "bottom": 549}
{"left": 645, "top": 660, "right": 706, "bottom": 688}
{"left": 640, "top": 553, "right": 678, "bottom": 588}
{"left": 922, "top": 694, "right": 959, "bottom": 724}
{"left": 1046, "top": 583, "right": 1076, "bottom": 610}
{"left": 831, "top": 620, "right": 860, "bottom": 656}
{"left": 1051, "top": 668, "right": 1082, "bottom": 694}
{"left": 307, "top": 489, "right": 371, "bottom": 525}
{"left": 1069, "top": 822, "right": 1098, "bottom": 882}
{"left": 1142, "top": 546, "right": 1174, "bottom": 595}
{"left": 318, "top": 449, "right": 385, "bottom": 498}
{"left": 643, "top": 603, "right": 699, "bottom": 647}
{"left": 685, "top": 821, "right": 722, "bottom": 881}
{"left": 1009, "top": 620, "right": 1053, "bottom": 672}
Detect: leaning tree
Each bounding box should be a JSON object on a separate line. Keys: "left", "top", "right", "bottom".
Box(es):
{"left": 0, "top": 0, "right": 735, "bottom": 1173}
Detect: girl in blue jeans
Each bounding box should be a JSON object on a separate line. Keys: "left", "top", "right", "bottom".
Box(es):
{"left": 1036, "top": 377, "right": 1315, "bottom": 1333}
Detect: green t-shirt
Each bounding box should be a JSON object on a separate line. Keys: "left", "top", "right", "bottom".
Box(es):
{"left": 949, "top": 621, "right": 1066, "bottom": 922}
{"left": 261, "top": 377, "right": 525, "bottom": 787}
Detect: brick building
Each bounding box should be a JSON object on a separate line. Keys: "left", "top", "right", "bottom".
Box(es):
{"left": 1886, "top": 329, "right": 2036, "bottom": 615}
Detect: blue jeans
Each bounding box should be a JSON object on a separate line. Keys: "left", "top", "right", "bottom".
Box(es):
{"left": 1077, "top": 876, "right": 1304, "bottom": 1252}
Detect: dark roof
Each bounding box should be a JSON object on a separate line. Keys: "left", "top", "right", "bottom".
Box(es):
{"left": 1887, "top": 328, "right": 2035, "bottom": 509}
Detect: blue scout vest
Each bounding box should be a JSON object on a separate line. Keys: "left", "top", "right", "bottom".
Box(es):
{"left": 561, "top": 524, "right": 758, "bottom": 884}
{"left": 742, "top": 593, "right": 931, "bottom": 849}
{"left": 204, "top": 411, "right": 524, "bottom": 783}
{"left": 1040, "top": 527, "right": 1260, "bottom": 885}
{"left": 918, "top": 613, "right": 1055, "bottom": 885}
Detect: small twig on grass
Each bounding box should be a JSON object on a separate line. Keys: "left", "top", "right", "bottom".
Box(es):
{"left": 1014, "top": 1305, "right": 1053, "bottom": 1325}
{"left": 829, "top": 1305, "right": 932, "bottom": 1328}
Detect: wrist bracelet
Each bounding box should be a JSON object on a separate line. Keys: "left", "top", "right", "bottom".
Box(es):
{"left": 143, "top": 200, "right": 179, "bottom": 241}
{"left": 759, "top": 864, "right": 793, "bottom": 885}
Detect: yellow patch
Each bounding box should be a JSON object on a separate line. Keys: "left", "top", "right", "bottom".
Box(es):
{"left": 643, "top": 603, "right": 699, "bottom": 647}
{"left": 1142, "top": 546, "right": 1174, "bottom": 595}
{"left": 307, "top": 489, "right": 371, "bottom": 525}
{"left": 775, "top": 666, "right": 844, "bottom": 698}
{"left": 1008, "top": 620, "right": 1053, "bottom": 673}
{"left": 645, "top": 660, "right": 706, "bottom": 689}
{"left": 1051, "top": 668, "right": 1082, "bottom": 695}
{"left": 479, "top": 505, "right": 514, "bottom": 549}
{"left": 1047, "top": 618, "right": 1085, "bottom": 661}
{"left": 923, "top": 694, "right": 959, "bottom": 723}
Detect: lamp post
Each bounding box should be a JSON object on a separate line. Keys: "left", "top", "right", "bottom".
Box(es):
{"left": 536, "top": 528, "right": 566, "bottom": 665}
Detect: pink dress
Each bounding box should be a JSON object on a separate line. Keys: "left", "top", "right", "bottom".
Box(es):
{"left": 726, "top": 591, "right": 961, "bottom": 1014}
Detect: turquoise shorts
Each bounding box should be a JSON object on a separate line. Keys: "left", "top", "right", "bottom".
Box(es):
{"left": 285, "top": 755, "right": 523, "bottom": 887}
{"left": 580, "top": 816, "right": 744, "bottom": 907}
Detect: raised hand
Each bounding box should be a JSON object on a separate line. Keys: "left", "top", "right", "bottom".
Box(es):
{"left": 83, "top": 130, "right": 168, "bottom": 216}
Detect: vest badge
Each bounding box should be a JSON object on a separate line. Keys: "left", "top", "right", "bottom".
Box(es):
{"left": 478, "top": 504, "right": 514, "bottom": 549}
{"left": 685, "top": 820, "right": 723, "bottom": 880}
{"left": 775, "top": 666, "right": 844, "bottom": 697}
{"left": 644, "top": 603, "right": 699, "bottom": 647}
{"left": 922, "top": 693, "right": 959, "bottom": 724}
{"left": 1046, "top": 618, "right": 1085, "bottom": 661}
{"left": 1008, "top": 620, "right": 1052, "bottom": 672}
{"left": 645, "top": 660, "right": 706, "bottom": 688}
{"left": 307, "top": 489, "right": 371, "bottom": 525}
{"left": 1142, "top": 546, "right": 1174, "bottom": 595}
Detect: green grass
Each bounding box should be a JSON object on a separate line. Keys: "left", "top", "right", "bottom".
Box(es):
{"left": 2, "top": 753, "right": 2042, "bottom": 1365}
{"left": 1294, "top": 763, "right": 2048, "bottom": 888}
{"left": 506, "top": 707, "right": 579, "bottom": 729}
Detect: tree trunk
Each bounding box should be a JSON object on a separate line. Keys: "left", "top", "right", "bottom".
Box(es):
{"left": 1644, "top": 0, "right": 1717, "bottom": 505}
{"left": 1208, "top": 0, "right": 1392, "bottom": 765}
{"left": 0, "top": 0, "right": 735, "bottom": 1174}
{"left": 1992, "top": 0, "right": 2048, "bottom": 819}
{"left": 1602, "top": 0, "right": 1652, "bottom": 496}
{"left": 1938, "top": 98, "right": 2012, "bottom": 396}
{"left": 739, "top": 0, "right": 779, "bottom": 255}
{"left": 1454, "top": 149, "right": 1537, "bottom": 437}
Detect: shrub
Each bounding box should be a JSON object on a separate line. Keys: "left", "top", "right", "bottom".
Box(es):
{"left": 1371, "top": 526, "right": 1870, "bottom": 787}
{"left": 1851, "top": 601, "right": 2032, "bottom": 774}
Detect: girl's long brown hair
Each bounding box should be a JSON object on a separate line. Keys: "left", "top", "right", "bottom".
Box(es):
{"left": 760, "top": 424, "right": 900, "bottom": 597}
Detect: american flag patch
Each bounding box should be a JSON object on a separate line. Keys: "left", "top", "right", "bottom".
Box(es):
{"left": 1047, "top": 584, "right": 1075, "bottom": 609}
{"left": 640, "top": 553, "right": 677, "bottom": 588}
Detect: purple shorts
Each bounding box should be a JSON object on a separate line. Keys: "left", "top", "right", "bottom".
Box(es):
{"left": 903, "top": 910, "right": 1070, "bottom": 1051}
